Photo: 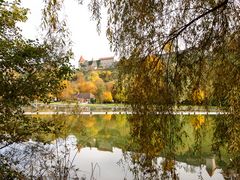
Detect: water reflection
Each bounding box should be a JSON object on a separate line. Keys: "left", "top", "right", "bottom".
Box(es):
{"left": 212, "top": 115, "right": 240, "bottom": 180}
{"left": 0, "top": 114, "right": 239, "bottom": 179}
{"left": 121, "top": 114, "right": 183, "bottom": 179}
{"left": 122, "top": 114, "right": 239, "bottom": 180}
{"left": 1, "top": 136, "right": 80, "bottom": 179}
{"left": 0, "top": 136, "right": 225, "bottom": 180}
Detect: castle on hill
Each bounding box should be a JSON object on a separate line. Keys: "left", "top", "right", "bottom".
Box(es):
{"left": 78, "top": 56, "right": 116, "bottom": 70}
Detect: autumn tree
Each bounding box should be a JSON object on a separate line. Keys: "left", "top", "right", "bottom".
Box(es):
{"left": 84, "top": 0, "right": 240, "bottom": 168}
{"left": 0, "top": 0, "right": 73, "bottom": 177}
{"left": 58, "top": 80, "right": 75, "bottom": 101}
{"left": 102, "top": 91, "right": 113, "bottom": 103}
{"left": 105, "top": 81, "right": 114, "bottom": 92}
{"left": 89, "top": 71, "right": 100, "bottom": 81}
{"left": 25, "top": 0, "right": 239, "bottom": 111}
{"left": 69, "top": 70, "right": 116, "bottom": 103}
{"left": 99, "top": 70, "right": 112, "bottom": 82}
{"left": 77, "top": 80, "right": 97, "bottom": 94}
{"left": 94, "top": 78, "right": 106, "bottom": 103}
{"left": 0, "top": 0, "right": 72, "bottom": 145}
{"left": 32, "top": 0, "right": 239, "bottom": 113}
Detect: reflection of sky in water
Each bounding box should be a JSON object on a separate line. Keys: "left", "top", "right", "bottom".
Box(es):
{"left": 1, "top": 135, "right": 225, "bottom": 180}
{"left": 77, "top": 147, "right": 224, "bottom": 180}
{"left": 176, "top": 163, "right": 224, "bottom": 180}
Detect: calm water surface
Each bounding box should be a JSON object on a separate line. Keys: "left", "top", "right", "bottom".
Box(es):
{"left": 1, "top": 114, "right": 239, "bottom": 179}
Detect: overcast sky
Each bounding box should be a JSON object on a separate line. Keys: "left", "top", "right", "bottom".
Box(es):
{"left": 19, "top": 0, "right": 113, "bottom": 67}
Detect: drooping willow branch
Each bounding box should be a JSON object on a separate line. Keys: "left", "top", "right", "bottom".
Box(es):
{"left": 162, "top": 0, "right": 229, "bottom": 50}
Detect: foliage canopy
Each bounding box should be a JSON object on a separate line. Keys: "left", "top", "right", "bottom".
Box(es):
{"left": 84, "top": 0, "right": 240, "bottom": 116}
{"left": 0, "top": 0, "right": 72, "bottom": 146}
{"left": 86, "top": 0, "right": 240, "bottom": 166}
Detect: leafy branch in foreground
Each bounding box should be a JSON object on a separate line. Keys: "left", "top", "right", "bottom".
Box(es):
{"left": 85, "top": 0, "right": 240, "bottom": 115}
{"left": 0, "top": 0, "right": 72, "bottom": 144}
{"left": 86, "top": 0, "right": 240, "bottom": 167}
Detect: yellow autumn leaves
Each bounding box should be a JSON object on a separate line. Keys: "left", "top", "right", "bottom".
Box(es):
{"left": 58, "top": 71, "right": 114, "bottom": 103}
{"left": 145, "top": 54, "right": 165, "bottom": 72}
{"left": 192, "top": 88, "right": 205, "bottom": 104}
{"left": 191, "top": 115, "right": 205, "bottom": 130}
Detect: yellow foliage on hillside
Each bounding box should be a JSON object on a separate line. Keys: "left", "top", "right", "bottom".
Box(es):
{"left": 102, "top": 91, "right": 113, "bottom": 103}
{"left": 59, "top": 80, "right": 75, "bottom": 100}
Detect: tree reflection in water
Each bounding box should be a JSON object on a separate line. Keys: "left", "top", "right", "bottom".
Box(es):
{"left": 0, "top": 114, "right": 86, "bottom": 179}
{"left": 212, "top": 115, "right": 240, "bottom": 179}
{"left": 119, "top": 114, "right": 240, "bottom": 180}
{"left": 1, "top": 136, "right": 80, "bottom": 179}
{"left": 0, "top": 114, "right": 239, "bottom": 179}
{"left": 120, "top": 114, "right": 184, "bottom": 180}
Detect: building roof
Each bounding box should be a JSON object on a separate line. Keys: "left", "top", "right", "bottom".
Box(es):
{"left": 77, "top": 93, "right": 95, "bottom": 99}
{"left": 79, "top": 56, "right": 85, "bottom": 64}
{"left": 99, "top": 56, "right": 114, "bottom": 61}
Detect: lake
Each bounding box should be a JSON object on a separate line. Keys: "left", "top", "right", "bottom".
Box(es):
{"left": 0, "top": 114, "right": 239, "bottom": 179}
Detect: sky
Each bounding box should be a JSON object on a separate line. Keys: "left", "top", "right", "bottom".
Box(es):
{"left": 19, "top": 0, "right": 114, "bottom": 68}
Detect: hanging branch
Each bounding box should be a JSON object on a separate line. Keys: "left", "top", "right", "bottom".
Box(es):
{"left": 162, "top": 0, "right": 229, "bottom": 50}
